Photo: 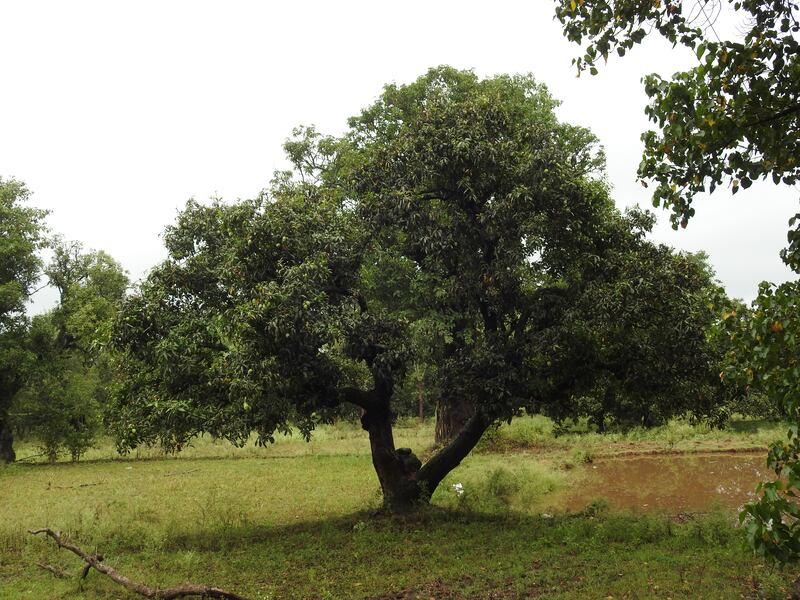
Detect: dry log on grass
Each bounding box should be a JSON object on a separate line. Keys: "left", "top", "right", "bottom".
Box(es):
{"left": 29, "top": 528, "right": 250, "bottom": 600}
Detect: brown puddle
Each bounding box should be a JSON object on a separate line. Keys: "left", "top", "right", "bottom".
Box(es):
{"left": 555, "top": 453, "right": 773, "bottom": 514}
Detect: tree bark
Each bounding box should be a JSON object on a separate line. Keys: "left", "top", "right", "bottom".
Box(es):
{"left": 360, "top": 401, "right": 422, "bottom": 513}
{"left": 362, "top": 404, "right": 490, "bottom": 512}
{"left": 0, "top": 417, "right": 15, "bottom": 464}
{"left": 434, "top": 395, "right": 474, "bottom": 446}
{"left": 350, "top": 377, "right": 491, "bottom": 513}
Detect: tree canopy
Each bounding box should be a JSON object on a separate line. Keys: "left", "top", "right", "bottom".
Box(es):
{"left": 16, "top": 240, "right": 128, "bottom": 461}
{"left": 108, "top": 67, "right": 732, "bottom": 512}
{"left": 110, "top": 68, "right": 652, "bottom": 512}
{"left": 720, "top": 279, "right": 800, "bottom": 562}
{"left": 540, "top": 231, "right": 730, "bottom": 431}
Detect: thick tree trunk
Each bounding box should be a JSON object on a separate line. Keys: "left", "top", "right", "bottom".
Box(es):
{"left": 346, "top": 371, "right": 490, "bottom": 514}
{"left": 435, "top": 395, "right": 474, "bottom": 446}
{"left": 359, "top": 396, "right": 490, "bottom": 513}
{"left": 595, "top": 411, "right": 606, "bottom": 433}
{"left": 0, "top": 418, "right": 15, "bottom": 464}
{"left": 361, "top": 404, "right": 423, "bottom": 513}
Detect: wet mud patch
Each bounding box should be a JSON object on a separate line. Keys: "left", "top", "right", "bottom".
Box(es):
{"left": 555, "top": 453, "right": 773, "bottom": 513}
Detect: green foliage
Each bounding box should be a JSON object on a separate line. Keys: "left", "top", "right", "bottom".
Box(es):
{"left": 433, "top": 459, "right": 568, "bottom": 513}
{"left": 719, "top": 280, "right": 800, "bottom": 562}
{"left": 556, "top": 1, "right": 800, "bottom": 563}
{"left": 18, "top": 316, "right": 101, "bottom": 461}
{"left": 17, "top": 240, "right": 128, "bottom": 461}
{"left": 109, "top": 68, "right": 622, "bottom": 479}
{"left": 477, "top": 413, "right": 556, "bottom": 451}
{"left": 109, "top": 67, "right": 732, "bottom": 509}
{"left": 537, "top": 227, "right": 731, "bottom": 428}
{"left": 109, "top": 191, "right": 369, "bottom": 451}
{"left": 344, "top": 66, "right": 622, "bottom": 426}
{"left": 556, "top": 1, "right": 800, "bottom": 261}
{"left": 0, "top": 178, "right": 47, "bottom": 323}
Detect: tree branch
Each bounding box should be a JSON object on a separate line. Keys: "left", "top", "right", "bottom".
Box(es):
{"left": 28, "top": 528, "right": 250, "bottom": 600}
{"left": 513, "top": 307, "right": 533, "bottom": 341}
{"left": 745, "top": 103, "right": 800, "bottom": 129}
{"left": 338, "top": 386, "right": 379, "bottom": 412}
{"left": 417, "top": 412, "right": 491, "bottom": 493}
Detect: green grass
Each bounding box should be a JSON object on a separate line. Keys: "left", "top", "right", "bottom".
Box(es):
{"left": 1, "top": 416, "right": 798, "bottom": 599}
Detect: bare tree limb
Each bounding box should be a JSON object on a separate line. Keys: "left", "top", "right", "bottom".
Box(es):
{"left": 46, "top": 481, "right": 105, "bottom": 490}
{"left": 29, "top": 528, "right": 251, "bottom": 600}
{"left": 35, "top": 562, "right": 68, "bottom": 579}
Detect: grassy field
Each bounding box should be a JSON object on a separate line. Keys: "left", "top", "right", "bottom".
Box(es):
{"left": 1, "top": 416, "right": 798, "bottom": 599}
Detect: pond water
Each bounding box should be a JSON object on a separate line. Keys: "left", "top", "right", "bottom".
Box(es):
{"left": 557, "top": 453, "right": 773, "bottom": 514}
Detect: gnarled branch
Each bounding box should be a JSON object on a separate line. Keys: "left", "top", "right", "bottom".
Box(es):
{"left": 29, "top": 528, "right": 250, "bottom": 600}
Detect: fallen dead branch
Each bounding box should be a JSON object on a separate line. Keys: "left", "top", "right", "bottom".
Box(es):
{"left": 163, "top": 468, "right": 200, "bottom": 478}
{"left": 35, "top": 561, "right": 67, "bottom": 578}
{"left": 46, "top": 481, "right": 106, "bottom": 490}
{"left": 29, "top": 528, "right": 250, "bottom": 600}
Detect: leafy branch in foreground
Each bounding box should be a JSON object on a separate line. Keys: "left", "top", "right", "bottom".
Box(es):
{"left": 720, "top": 281, "right": 800, "bottom": 563}
{"left": 556, "top": 0, "right": 800, "bottom": 263}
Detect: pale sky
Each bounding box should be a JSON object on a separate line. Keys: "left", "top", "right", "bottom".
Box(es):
{"left": 1, "top": 1, "right": 796, "bottom": 313}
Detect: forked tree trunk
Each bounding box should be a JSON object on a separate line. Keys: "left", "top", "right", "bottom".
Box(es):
{"left": 417, "top": 411, "right": 490, "bottom": 499}
{"left": 361, "top": 403, "right": 423, "bottom": 513}
{"left": 0, "top": 418, "right": 15, "bottom": 464}
{"left": 360, "top": 397, "right": 490, "bottom": 513}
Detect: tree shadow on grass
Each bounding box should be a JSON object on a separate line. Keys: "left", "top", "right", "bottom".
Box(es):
{"left": 24, "top": 505, "right": 785, "bottom": 600}
{"left": 152, "top": 506, "right": 772, "bottom": 599}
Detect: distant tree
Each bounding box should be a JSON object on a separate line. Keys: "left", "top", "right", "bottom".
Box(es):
{"left": 0, "top": 178, "right": 47, "bottom": 463}
{"left": 17, "top": 240, "right": 128, "bottom": 461}
{"left": 110, "top": 68, "right": 633, "bottom": 512}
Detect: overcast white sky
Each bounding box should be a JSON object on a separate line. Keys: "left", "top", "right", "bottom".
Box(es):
{"left": 1, "top": 1, "right": 796, "bottom": 312}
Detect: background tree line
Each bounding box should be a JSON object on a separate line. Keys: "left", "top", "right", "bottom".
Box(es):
{"left": 1, "top": 178, "right": 128, "bottom": 463}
